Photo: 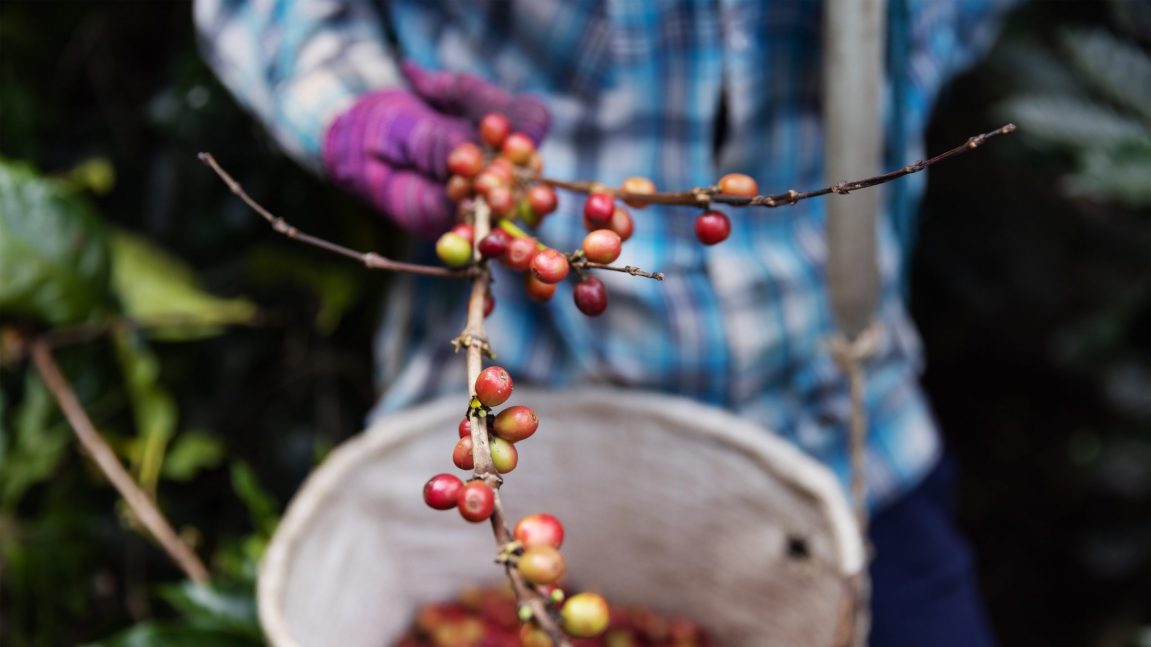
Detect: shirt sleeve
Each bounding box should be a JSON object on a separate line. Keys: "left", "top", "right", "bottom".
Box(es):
{"left": 194, "top": 0, "right": 404, "bottom": 169}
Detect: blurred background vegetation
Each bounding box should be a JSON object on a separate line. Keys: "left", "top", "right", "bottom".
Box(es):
{"left": 0, "top": 1, "right": 1147, "bottom": 646}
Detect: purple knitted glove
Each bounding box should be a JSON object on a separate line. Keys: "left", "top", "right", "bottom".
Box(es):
{"left": 323, "top": 63, "right": 550, "bottom": 238}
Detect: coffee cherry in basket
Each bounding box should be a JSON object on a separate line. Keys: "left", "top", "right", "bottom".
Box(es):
{"left": 514, "top": 513, "right": 564, "bottom": 549}
{"left": 422, "top": 474, "right": 464, "bottom": 510}
{"left": 475, "top": 366, "right": 513, "bottom": 407}
{"left": 517, "top": 545, "right": 566, "bottom": 585}
{"left": 694, "top": 211, "right": 731, "bottom": 246}
{"left": 561, "top": 592, "right": 610, "bottom": 638}
{"left": 457, "top": 481, "right": 495, "bottom": 522}
{"left": 492, "top": 405, "right": 539, "bottom": 442}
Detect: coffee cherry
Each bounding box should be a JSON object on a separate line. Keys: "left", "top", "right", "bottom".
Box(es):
{"left": 582, "top": 229, "right": 622, "bottom": 264}
{"left": 519, "top": 625, "right": 553, "bottom": 647}
{"left": 448, "top": 142, "right": 485, "bottom": 178}
{"left": 489, "top": 436, "right": 518, "bottom": 473}
{"left": 478, "top": 230, "right": 510, "bottom": 259}
{"left": 473, "top": 171, "right": 505, "bottom": 198}
{"left": 517, "top": 545, "right": 566, "bottom": 585}
{"left": 458, "top": 481, "right": 495, "bottom": 522}
{"left": 486, "top": 157, "right": 517, "bottom": 183}
{"left": 694, "top": 210, "right": 731, "bottom": 245}
{"left": 492, "top": 405, "right": 539, "bottom": 442}
{"left": 621, "top": 176, "right": 656, "bottom": 208}
{"left": 458, "top": 417, "right": 472, "bottom": 438}
{"left": 583, "top": 192, "right": 616, "bottom": 226}
{"left": 423, "top": 473, "right": 464, "bottom": 510}
{"left": 527, "top": 151, "right": 544, "bottom": 176}
{"left": 608, "top": 207, "right": 635, "bottom": 241}
{"left": 561, "top": 593, "right": 610, "bottom": 638}
{"left": 480, "top": 113, "right": 511, "bottom": 148}
{"left": 527, "top": 185, "right": 558, "bottom": 217}
{"left": 717, "top": 172, "right": 758, "bottom": 197}
{"left": 513, "top": 513, "right": 564, "bottom": 549}
{"left": 453, "top": 436, "right": 475, "bottom": 470}
{"left": 530, "top": 248, "right": 570, "bottom": 284}
{"left": 436, "top": 232, "right": 472, "bottom": 268}
{"left": 503, "top": 236, "right": 538, "bottom": 271}
{"left": 486, "top": 185, "right": 515, "bottom": 217}
{"left": 475, "top": 366, "right": 513, "bottom": 407}
{"left": 484, "top": 293, "right": 495, "bottom": 318}
{"left": 525, "top": 274, "right": 557, "bottom": 302}
{"left": 502, "top": 133, "right": 536, "bottom": 165}
{"left": 445, "top": 175, "right": 473, "bottom": 202}
{"left": 573, "top": 277, "right": 608, "bottom": 317}
{"left": 451, "top": 223, "right": 475, "bottom": 245}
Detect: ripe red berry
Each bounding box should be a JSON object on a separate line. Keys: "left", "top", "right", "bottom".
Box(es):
{"left": 445, "top": 175, "right": 473, "bottom": 202}
{"left": 478, "top": 230, "right": 510, "bottom": 259}
{"left": 451, "top": 223, "right": 475, "bottom": 245}
{"left": 583, "top": 192, "right": 615, "bottom": 226}
{"left": 485, "top": 157, "right": 517, "bottom": 183}
{"left": 514, "top": 513, "right": 564, "bottom": 549}
{"left": 561, "top": 593, "right": 610, "bottom": 638}
{"left": 582, "top": 229, "right": 622, "bottom": 264}
{"left": 489, "top": 436, "right": 518, "bottom": 473}
{"left": 475, "top": 366, "right": 513, "bottom": 407}
{"left": 527, "top": 185, "right": 558, "bottom": 217}
{"left": 517, "top": 545, "right": 566, "bottom": 585}
{"left": 525, "top": 274, "right": 557, "bottom": 302}
{"left": 609, "top": 207, "right": 635, "bottom": 241}
{"left": 453, "top": 436, "right": 475, "bottom": 470}
{"left": 447, "top": 142, "right": 485, "bottom": 178}
{"left": 717, "top": 173, "right": 758, "bottom": 197}
{"left": 457, "top": 481, "right": 495, "bottom": 522}
{"left": 492, "top": 405, "right": 539, "bottom": 442}
{"left": 435, "top": 232, "right": 472, "bottom": 268}
{"left": 573, "top": 277, "right": 608, "bottom": 317}
{"left": 501, "top": 132, "right": 535, "bottom": 165}
{"left": 530, "top": 248, "right": 570, "bottom": 284}
{"left": 485, "top": 185, "right": 515, "bottom": 217}
{"left": 621, "top": 176, "right": 656, "bottom": 208}
{"left": 423, "top": 473, "right": 464, "bottom": 510}
{"left": 458, "top": 417, "right": 471, "bottom": 438}
{"left": 472, "top": 172, "right": 504, "bottom": 199}
{"left": 484, "top": 293, "right": 495, "bottom": 318}
{"left": 480, "top": 113, "right": 511, "bottom": 148}
{"left": 503, "top": 236, "right": 538, "bottom": 271}
{"left": 694, "top": 210, "right": 731, "bottom": 245}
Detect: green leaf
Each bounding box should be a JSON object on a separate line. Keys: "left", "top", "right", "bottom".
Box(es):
{"left": 162, "top": 430, "right": 226, "bottom": 481}
{"left": 1064, "top": 147, "right": 1151, "bottom": 208}
{"left": 157, "top": 581, "right": 261, "bottom": 638}
{"left": 1, "top": 371, "right": 71, "bottom": 508}
{"left": 113, "top": 330, "right": 177, "bottom": 492}
{"left": 110, "top": 230, "right": 257, "bottom": 341}
{"left": 230, "top": 462, "right": 278, "bottom": 537}
{"left": 0, "top": 159, "right": 113, "bottom": 325}
{"left": 1063, "top": 28, "right": 1151, "bottom": 124}
{"left": 83, "top": 621, "right": 258, "bottom": 647}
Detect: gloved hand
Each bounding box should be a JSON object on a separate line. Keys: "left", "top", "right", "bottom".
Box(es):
{"left": 323, "top": 62, "right": 550, "bottom": 238}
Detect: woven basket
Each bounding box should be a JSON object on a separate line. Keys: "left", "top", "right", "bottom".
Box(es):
{"left": 259, "top": 388, "right": 864, "bottom": 646}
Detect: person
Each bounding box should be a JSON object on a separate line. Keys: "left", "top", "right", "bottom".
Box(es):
{"left": 195, "top": 1, "right": 1015, "bottom": 644}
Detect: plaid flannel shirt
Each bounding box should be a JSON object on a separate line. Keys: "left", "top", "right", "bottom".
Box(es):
{"left": 195, "top": 0, "right": 1014, "bottom": 507}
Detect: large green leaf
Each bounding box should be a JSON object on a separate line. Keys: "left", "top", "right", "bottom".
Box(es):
{"left": 0, "top": 371, "right": 71, "bottom": 508}
{"left": 83, "top": 622, "right": 258, "bottom": 647}
{"left": 157, "top": 581, "right": 261, "bottom": 639}
{"left": 110, "top": 231, "right": 256, "bottom": 341}
{"left": 0, "top": 159, "right": 113, "bottom": 325}
{"left": 162, "top": 430, "right": 226, "bottom": 481}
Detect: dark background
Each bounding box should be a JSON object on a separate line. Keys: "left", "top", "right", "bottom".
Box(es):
{"left": 0, "top": 1, "right": 1147, "bottom": 645}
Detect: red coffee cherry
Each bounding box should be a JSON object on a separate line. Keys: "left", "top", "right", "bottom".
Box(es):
{"left": 483, "top": 293, "right": 495, "bottom": 318}
{"left": 451, "top": 222, "right": 475, "bottom": 245}
{"left": 480, "top": 113, "right": 511, "bottom": 148}
{"left": 423, "top": 473, "right": 464, "bottom": 510}
{"left": 694, "top": 210, "right": 731, "bottom": 246}
{"left": 503, "top": 236, "right": 539, "bottom": 271}
{"left": 530, "top": 248, "right": 570, "bottom": 284}
{"left": 561, "top": 593, "right": 610, "bottom": 638}
{"left": 582, "top": 229, "right": 622, "bottom": 264}
{"left": 445, "top": 175, "right": 473, "bottom": 202}
{"left": 608, "top": 206, "right": 635, "bottom": 241}
{"left": 525, "top": 273, "right": 557, "bottom": 302}
{"left": 573, "top": 277, "right": 608, "bottom": 317}
{"left": 514, "top": 513, "right": 565, "bottom": 549}
{"left": 447, "top": 142, "right": 485, "bottom": 178}
{"left": 501, "top": 133, "right": 536, "bottom": 165}
{"left": 457, "top": 481, "right": 496, "bottom": 522}
{"left": 485, "top": 185, "right": 515, "bottom": 217}
{"left": 527, "top": 185, "right": 558, "bottom": 217}
{"left": 453, "top": 436, "right": 475, "bottom": 470}
{"left": 621, "top": 176, "right": 656, "bottom": 208}
{"left": 473, "top": 171, "right": 505, "bottom": 198}
{"left": 458, "top": 417, "right": 471, "bottom": 438}
{"left": 478, "top": 230, "right": 510, "bottom": 259}
{"left": 475, "top": 366, "right": 513, "bottom": 407}
{"left": 517, "top": 545, "right": 566, "bottom": 585}
{"left": 489, "top": 436, "right": 519, "bottom": 474}
{"left": 583, "top": 192, "right": 616, "bottom": 227}
{"left": 492, "top": 405, "right": 539, "bottom": 442}
{"left": 717, "top": 172, "right": 758, "bottom": 197}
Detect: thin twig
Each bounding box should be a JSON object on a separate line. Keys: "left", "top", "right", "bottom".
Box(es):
{"left": 461, "top": 199, "right": 572, "bottom": 647}
{"left": 198, "top": 153, "right": 469, "bottom": 278}
{"left": 29, "top": 340, "right": 210, "bottom": 583}
{"left": 571, "top": 259, "right": 664, "bottom": 281}
{"left": 541, "top": 124, "right": 1016, "bottom": 209}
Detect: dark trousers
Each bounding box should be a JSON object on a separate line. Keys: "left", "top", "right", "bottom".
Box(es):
{"left": 868, "top": 458, "right": 996, "bottom": 646}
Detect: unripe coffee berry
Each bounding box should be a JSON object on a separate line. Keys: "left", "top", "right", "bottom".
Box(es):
{"left": 582, "top": 229, "right": 622, "bottom": 264}
{"left": 423, "top": 473, "right": 464, "bottom": 510}
{"left": 621, "top": 176, "right": 657, "bottom": 208}
{"left": 451, "top": 222, "right": 475, "bottom": 245}
{"left": 517, "top": 545, "right": 566, "bottom": 585}
{"left": 530, "top": 248, "right": 570, "bottom": 284}
{"left": 475, "top": 366, "right": 513, "bottom": 407}
{"left": 694, "top": 210, "right": 731, "bottom": 246}
{"left": 457, "top": 481, "right": 495, "bottom": 522}
{"left": 583, "top": 192, "right": 616, "bottom": 226}
{"left": 489, "top": 436, "right": 518, "bottom": 473}
{"left": 480, "top": 113, "right": 511, "bottom": 148}
{"left": 717, "top": 172, "right": 758, "bottom": 197}
{"left": 452, "top": 436, "right": 475, "bottom": 470}
{"left": 561, "top": 593, "right": 610, "bottom": 638}
{"left": 435, "top": 232, "right": 472, "bottom": 268}
{"left": 492, "top": 405, "right": 539, "bottom": 442}
{"left": 574, "top": 277, "right": 608, "bottom": 317}
{"left": 514, "top": 513, "right": 565, "bottom": 549}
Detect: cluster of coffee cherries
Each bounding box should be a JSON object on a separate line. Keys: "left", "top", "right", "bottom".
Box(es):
{"left": 392, "top": 584, "right": 716, "bottom": 647}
